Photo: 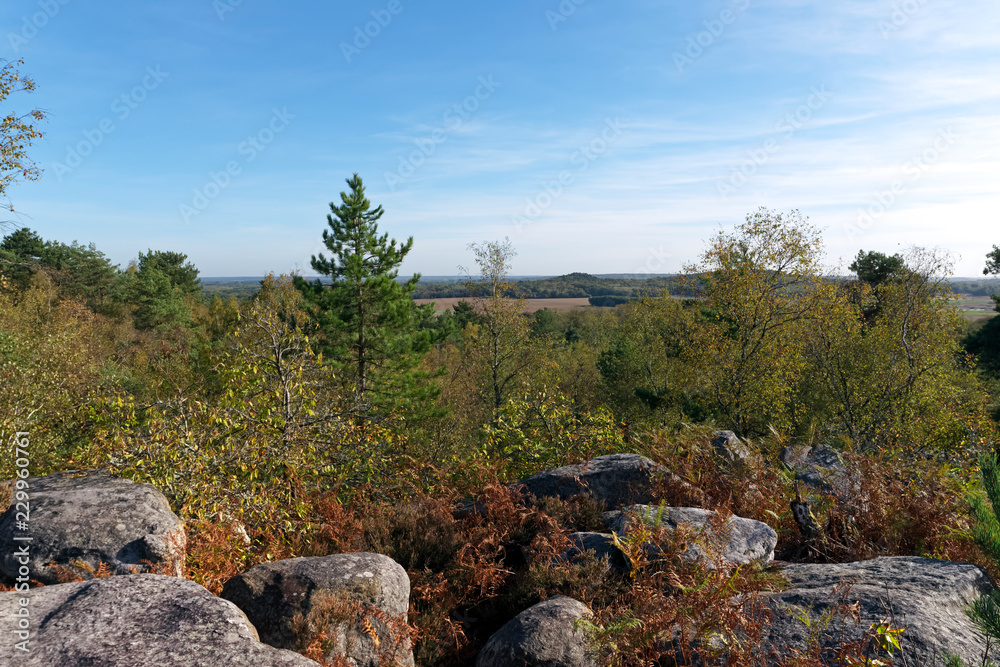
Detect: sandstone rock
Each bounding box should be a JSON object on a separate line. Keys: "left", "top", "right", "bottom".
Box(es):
{"left": 609, "top": 505, "right": 776, "bottom": 568}
{"left": 221, "top": 552, "right": 414, "bottom": 667}
{"left": 0, "top": 574, "right": 318, "bottom": 666}
{"left": 761, "top": 557, "right": 998, "bottom": 666}
{"left": 0, "top": 469, "right": 186, "bottom": 585}
{"left": 561, "top": 532, "right": 629, "bottom": 573}
{"left": 476, "top": 596, "right": 596, "bottom": 667}
{"left": 780, "top": 445, "right": 854, "bottom": 498}
{"left": 517, "top": 453, "right": 678, "bottom": 510}
{"left": 712, "top": 430, "right": 754, "bottom": 465}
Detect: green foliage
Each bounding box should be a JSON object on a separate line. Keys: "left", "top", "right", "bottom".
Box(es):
{"left": 0, "top": 227, "right": 45, "bottom": 289}
{"left": 589, "top": 295, "right": 634, "bottom": 307}
{"left": 597, "top": 296, "right": 704, "bottom": 432}
{"left": 461, "top": 238, "right": 539, "bottom": 418}
{"left": 80, "top": 275, "right": 388, "bottom": 530}
{"left": 849, "top": 250, "right": 905, "bottom": 286}
{"left": 0, "top": 59, "right": 46, "bottom": 216}
{"left": 965, "top": 317, "right": 1000, "bottom": 381}
{"left": 575, "top": 612, "right": 644, "bottom": 662}
{"left": 805, "top": 249, "right": 986, "bottom": 450}
{"left": 0, "top": 227, "right": 44, "bottom": 258}
{"left": 412, "top": 271, "right": 683, "bottom": 300}
{"left": 986, "top": 245, "right": 1000, "bottom": 315}
{"left": 110, "top": 249, "right": 204, "bottom": 331}
{"left": 480, "top": 383, "right": 625, "bottom": 481}
{"left": 0, "top": 279, "right": 119, "bottom": 479}
{"left": 137, "top": 249, "right": 202, "bottom": 295}
{"left": 129, "top": 265, "right": 192, "bottom": 330}
{"left": 968, "top": 592, "right": 1000, "bottom": 647}
{"left": 44, "top": 241, "right": 123, "bottom": 314}
{"left": 985, "top": 246, "right": 1000, "bottom": 278}
{"left": 966, "top": 453, "right": 1000, "bottom": 662}
{"left": 684, "top": 208, "right": 824, "bottom": 436}
{"left": 0, "top": 228, "right": 127, "bottom": 316}
{"left": 0, "top": 208, "right": 996, "bottom": 666}
{"left": 530, "top": 307, "right": 563, "bottom": 338}
{"left": 970, "top": 453, "right": 1000, "bottom": 567}
{"left": 297, "top": 173, "right": 433, "bottom": 417}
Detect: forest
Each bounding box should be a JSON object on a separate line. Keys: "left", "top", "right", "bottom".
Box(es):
{"left": 2, "top": 166, "right": 1000, "bottom": 662}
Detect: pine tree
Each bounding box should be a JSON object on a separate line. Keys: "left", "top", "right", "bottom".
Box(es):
{"left": 966, "top": 453, "right": 1000, "bottom": 658}
{"left": 296, "top": 174, "right": 434, "bottom": 415}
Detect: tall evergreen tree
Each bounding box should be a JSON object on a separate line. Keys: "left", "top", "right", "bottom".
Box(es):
{"left": 137, "top": 250, "right": 202, "bottom": 295}
{"left": 849, "top": 249, "right": 905, "bottom": 287}
{"left": 296, "top": 174, "right": 433, "bottom": 413}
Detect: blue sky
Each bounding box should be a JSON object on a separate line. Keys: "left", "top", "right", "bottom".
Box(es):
{"left": 2, "top": 0, "right": 998, "bottom": 277}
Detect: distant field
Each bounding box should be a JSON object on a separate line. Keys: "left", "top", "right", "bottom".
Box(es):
{"left": 954, "top": 294, "right": 997, "bottom": 322}
{"left": 414, "top": 297, "right": 593, "bottom": 313}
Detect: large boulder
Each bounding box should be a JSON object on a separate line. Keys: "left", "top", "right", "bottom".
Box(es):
{"left": 761, "top": 557, "right": 997, "bottom": 666}
{"left": 711, "top": 430, "right": 755, "bottom": 466}
{"left": 780, "top": 445, "right": 855, "bottom": 498}
{"left": 476, "top": 595, "right": 596, "bottom": 667}
{"left": 0, "top": 574, "right": 318, "bottom": 666}
{"left": 608, "top": 505, "right": 777, "bottom": 568}
{"left": 517, "top": 453, "right": 692, "bottom": 510}
{"left": 0, "top": 469, "right": 186, "bottom": 585}
{"left": 221, "top": 552, "right": 414, "bottom": 667}
{"left": 561, "top": 532, "right": 630, "bottom": 573}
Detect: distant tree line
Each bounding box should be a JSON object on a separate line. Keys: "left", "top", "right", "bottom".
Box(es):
{"left": 412, "top": 272, "right": 685, "bottom": 299}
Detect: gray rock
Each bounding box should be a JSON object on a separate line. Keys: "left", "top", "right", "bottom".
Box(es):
{"left": 0, "top": 469, "right": 186, "bottom": 585}
{"left": 780, "top": 445, "right": 854, "bottom": 498}
{"left": 561, "top": 532, "right": 629, "bottom": 573}
{"left": 712, "top": 430, "right": 754, "bottom": 465}
{"left": 221, "top": 552, "right": 414, "bottom": 667}
{"left": 761, "top": 557, "right": 997, "bottom": 666}
{"left": 610, "top": 505, "right": 776, "bottom": 568}
{"left": 517, "top": 453, "right": 676, "bottom": 510}
{"left": 0, "top": 573, "right": 318, "bottom": 666}
{"left": 476, "top": 595, "right": 596, "bottom": 667}
{"left": 601, "top": 509, "right": 623, "bottom": 529}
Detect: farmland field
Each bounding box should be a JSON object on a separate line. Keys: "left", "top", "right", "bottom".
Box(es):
{"left": 414, "top": 297, "right": 593, "bottom": 313}
{"left": 954, "top": 294, "right": 997, "bottom": 321}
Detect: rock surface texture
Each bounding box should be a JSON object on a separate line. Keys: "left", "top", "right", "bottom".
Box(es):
{"left": 0, "top": 574, "right": 319, "bottom": 666}
{"left": 0, "top": 469, "right": 186, "bottom": 585}
{"left": 562, "top": 532, "right": 630, "bottom": 573}
{"left": 780, "top": 445, "right": 854, "bottom": 498}
{"left": 609, "top": 505, "right": 777, "bottom": 568}
{"left": 517, "top": 453, "right": 675, "bottom": 510}
{"left": 761, "top": 557, "right": 997, "bottom": 666}
{"left": 712, "top": 430, "right": 754, "bottom": 465}
{"left": 476, "top": 595, "right": 596, "bottom": 667}
{"left": 221, "top": 552, "right": 414, "bottom": 667}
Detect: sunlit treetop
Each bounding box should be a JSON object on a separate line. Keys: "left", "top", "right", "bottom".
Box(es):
{"left": 0, "top": 59, "right": 47, "bottom": 217}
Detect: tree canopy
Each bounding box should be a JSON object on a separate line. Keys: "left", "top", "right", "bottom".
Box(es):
{"left": 0, "top": 59, "right": 46, "bottom": 218}
{"left": 849, "top": 250, "right": 905, "bottom": 286}
{"left": 985, "top": 245, "right": 1000, "bottom": 277}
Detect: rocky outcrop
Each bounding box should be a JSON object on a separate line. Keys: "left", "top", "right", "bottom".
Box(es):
{"left": 780, "top": 445, "right": 854, "bottom": 498}
{"left": 0, "top": 469, "right": 186, "bottom": 585}
{"left": 476, "top": 596, "right": 596, "bottom": 667}
{"left": 712, "top": 430, "right": 754, "bottom": 465}
{"left": 561, "top": 532, "right": 629, "bottom": 573}
{"left": 517, "top": 453, "right": 694, "bottom": 510}
{"left": 608, "top": 505, "right": 777, "bottom": 568}
{"left": 761, "top": 557, "right": 997, "bottom": 666}
{"left": 0, "top": 574, "right": 318, "bottom": 666}
{"left": 221, "top": 552, "right": 414, "bottom": 667}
